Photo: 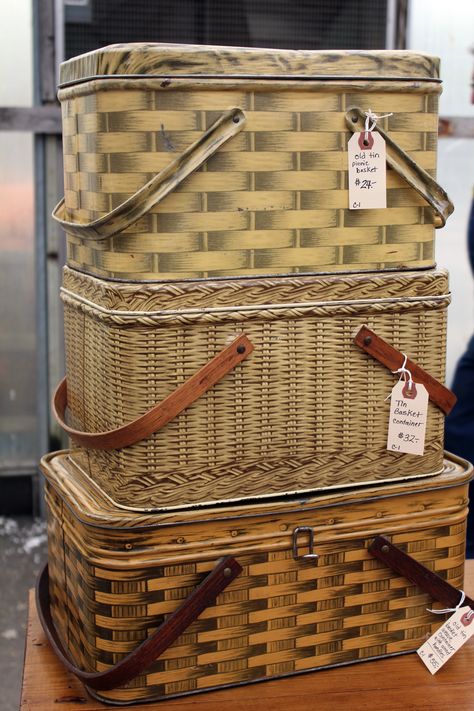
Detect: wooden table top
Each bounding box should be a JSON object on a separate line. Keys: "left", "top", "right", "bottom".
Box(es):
{"left": 21, "top": 561, "right": 474, "bottom": 710}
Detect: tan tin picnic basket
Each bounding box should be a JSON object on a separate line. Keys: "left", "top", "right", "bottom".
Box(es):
{"left": 53, "top": 266, "right": 455, "bottom": 510}
{"left": 54, "top": 44, "right": 452, "bottom": 280}
{"left": 38, "top": 449, "right": 471, "bottom": 704}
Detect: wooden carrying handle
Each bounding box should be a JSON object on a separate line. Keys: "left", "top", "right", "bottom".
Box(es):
{"left": 345, "top": 107, "right": 454, "bottom": 228}
{"left": 53, "top": 333, "right": 254, "bottom": 450}
{"left": 36, "top": 557, "right": 242, "bottom": 691}
{"left": 354, "top": 325, "right": 457, "bottom": 415}
{"left": 369, "top": 535, "right": 474, "bottom": 609}
{"left": 52, "top": 107, "right": 246, "bottom": 240}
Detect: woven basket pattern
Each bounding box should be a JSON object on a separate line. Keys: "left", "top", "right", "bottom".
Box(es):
{"left": 60, "top": 79, "right": 439, "bottom": 280}
{"left": 62, "top": 268, "right": 449, "bottom": 509}
{"left": 62, "top": 264, "right": 449, "bottom": 311}
{"left": 44, "top": 453, "right": 468, "bottom": 704}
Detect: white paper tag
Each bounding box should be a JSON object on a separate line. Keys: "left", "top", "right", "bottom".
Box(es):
{"left": 348, "top": 132, "right": 387, "bottom": 210}
{"left": 417, "top": 607, "right": 474, "bottom": 674}
{"left": 386, "top": 381, "right": 428, "bottom": 456}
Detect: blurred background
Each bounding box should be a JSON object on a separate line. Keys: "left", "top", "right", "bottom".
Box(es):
{"left": 0, "top": 1, "right": 473, "bottom": 708}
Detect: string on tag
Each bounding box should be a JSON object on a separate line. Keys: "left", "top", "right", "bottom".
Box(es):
{"left": 427, "top": 589, "right": 468, "bottom": 615}
{"left": 392, "top": 353, "right": 414, "bottom": 389}
{"left": 384, "top": 353, "right": 413, "bottom": 401}
{"left": 364, "top": 108, "right": 393, "bottom": 140}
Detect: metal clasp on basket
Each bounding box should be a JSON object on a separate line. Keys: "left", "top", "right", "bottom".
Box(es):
{"left": 292, "top": 526, "right": 319, "bottom": 562}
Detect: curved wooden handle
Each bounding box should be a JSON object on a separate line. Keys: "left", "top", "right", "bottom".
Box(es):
{"left": 36, "top": 557, "right": 242, "bottom": 691}
{"left": 354, "top": 325, "right": 456, "bottom": 415}
{"left": 53, "top": 333, "right": 254, "bottom": 450}
{"left": 345, "top": 107, "right": 454, "bottom": 228}
{"left": 52, "top": 107, "right": 246, "bottom": 240}
{"left": 369, "top": 535, "right": 474, "bottom": 609}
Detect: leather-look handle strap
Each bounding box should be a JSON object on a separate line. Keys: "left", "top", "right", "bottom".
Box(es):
{"left": 52, "top": 107, "right": 246, "bottom": 241}
{"left": 354, "top": 325, "right": 457, "bottom": 415}
{"left": 53, "top": 333, "right": 254, "bottom": 450}
{"left": 36, "top": 557, "right": 242, "bottom": 691}
{"left": 345, "top": 107, "right": 454, "bottom": 228}
{"left": 369, "top": 535, "right": 474, "bottom": 609}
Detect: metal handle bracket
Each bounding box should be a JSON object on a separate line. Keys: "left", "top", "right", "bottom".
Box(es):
{"left": 292, "top": 526, "right": 320, "bottom": 562}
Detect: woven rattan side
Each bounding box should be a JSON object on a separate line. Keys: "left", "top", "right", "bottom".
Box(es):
{"left": 59, "top": 77, "right": 440, "bottom": 280}
{"left": 61, "top": 268, "right": 449, "bottom": 509}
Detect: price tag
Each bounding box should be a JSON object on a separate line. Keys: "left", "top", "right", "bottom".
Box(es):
{"left": 417, "top": 607, "right": 474, "bottom": 674}
{"left": 386, "top": 380, "right": 428, "bottom": 456}
{"left": 348, "top": 131, "right": 387, "bottom": 210}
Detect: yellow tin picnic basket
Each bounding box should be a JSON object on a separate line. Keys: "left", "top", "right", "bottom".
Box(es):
{"left": 54, "top": 266, "right": 453, "bottom": 510}
{"left": 54, "top": 44, "right": 452, "bottom": 280}
{"left": 38, "top": 450, "right": 471, "bottom": 704}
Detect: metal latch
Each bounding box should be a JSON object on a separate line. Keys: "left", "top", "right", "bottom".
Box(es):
{"left": 292, "top": 526, "right": 319, "bottom": 562}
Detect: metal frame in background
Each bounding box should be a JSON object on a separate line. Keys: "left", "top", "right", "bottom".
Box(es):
{"left": 32, "top": 0, "right": 67, "bottom": 515}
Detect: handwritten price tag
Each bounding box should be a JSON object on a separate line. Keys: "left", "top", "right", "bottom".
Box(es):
{"left": 348, "top": 132, "right": 387, "bottom": 210}
{"left": 387, "top": 380, "right": 428, "bottom": 456}
{"left": 418, "top": 607, "right": 474, "bottom": 674}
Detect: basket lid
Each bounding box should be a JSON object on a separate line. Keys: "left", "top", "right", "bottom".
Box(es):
{"left": 41, "top": 450, "right": 471, "bottom": 530}
{"left": 59, "top": 43, "right": 441, "bottom": 87}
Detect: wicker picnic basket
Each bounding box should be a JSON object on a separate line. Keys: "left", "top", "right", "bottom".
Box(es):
{"left": 38, "top": 449, "right": 471, "bottom": 704}
{"left": 53, "top": 44, "right": 453, "bottom": 281}
{"left": 53, "top": 266, "right": 454, "bottom": 510}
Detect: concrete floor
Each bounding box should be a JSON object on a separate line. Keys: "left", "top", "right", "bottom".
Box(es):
{"left": 0, "top": 516, "right": 47, "bottom": 711}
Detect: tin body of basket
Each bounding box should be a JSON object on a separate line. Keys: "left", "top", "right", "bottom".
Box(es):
{"left": 42, "top": 450, "right": 470, "bottom": 705}
{"left": 56, "top": 45, "right": 450, "bottom": 281}
{"left": 60, "top": 266, "right": 450, "bottom": 510}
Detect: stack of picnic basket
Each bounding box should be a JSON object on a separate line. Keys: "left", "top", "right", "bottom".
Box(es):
{"left": 37, "top": 43, "right": 472, "bottom": 704}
